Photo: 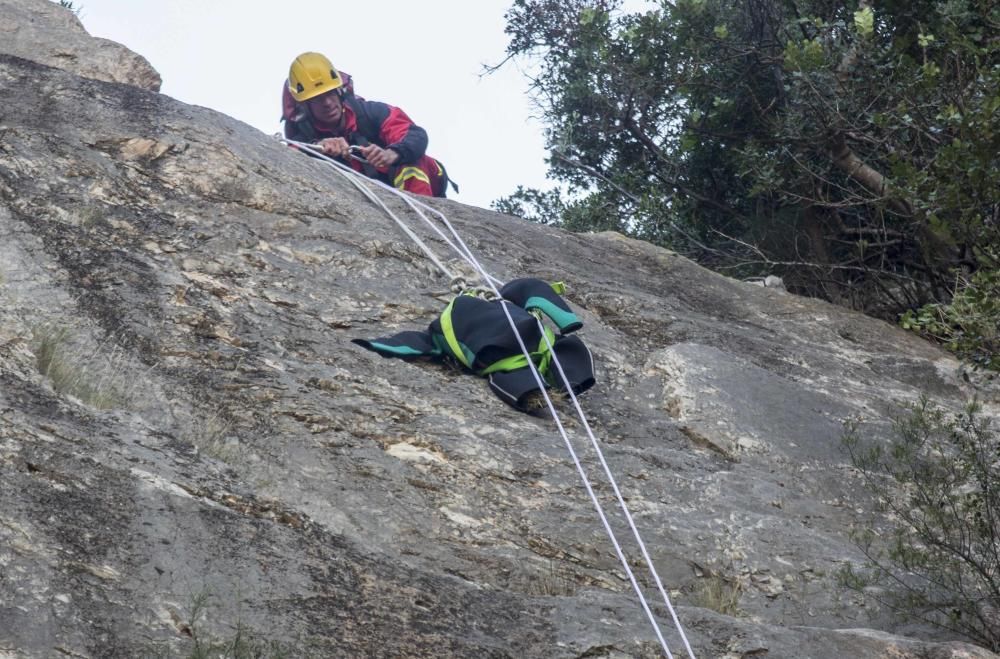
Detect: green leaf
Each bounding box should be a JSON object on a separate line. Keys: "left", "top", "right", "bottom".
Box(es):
{"left": 854, "top": 6, "right": 874, "bottom": 37}
{"left": 714, "top": 24, "right": 729, "bottom": 39}
{"left": 680, "top": 132, "right": 699, "bottom": 152}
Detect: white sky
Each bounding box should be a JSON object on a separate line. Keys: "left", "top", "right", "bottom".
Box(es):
{"left": 73, "top": 0, "right": 550, "bottom": 209}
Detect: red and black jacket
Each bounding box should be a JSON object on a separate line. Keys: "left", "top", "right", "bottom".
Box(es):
{"left": 281, "top": 76, "right": 428, "bottom": 166}
{"left": 281, "top": 74, "right": 455, "bottom": 197}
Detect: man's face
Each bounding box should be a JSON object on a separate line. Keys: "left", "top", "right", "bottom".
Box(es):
{"left": 306, "top": 90, "right": 344, "bottom": 126}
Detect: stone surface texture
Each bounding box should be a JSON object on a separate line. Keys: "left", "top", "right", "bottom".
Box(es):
{"left": 0, "top": 2, "right": 997, "bottom": 657}
{"left": 0, "top": 0, "right": 161, "bottom": 91}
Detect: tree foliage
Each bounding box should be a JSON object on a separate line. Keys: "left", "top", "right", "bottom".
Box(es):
{"left": 842, "top": 399, "right": 1000, "bottom": 650}
{"left": 901, "top": 266, "right": 1000, "bottom": 371}
{"left": 494, "top": 0, "right": 1000, "bottom": 321}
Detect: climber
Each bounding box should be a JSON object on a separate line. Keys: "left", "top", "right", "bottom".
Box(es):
{"left": 353, "top": 278, "right": 595, "bottom": 413}
{"left": 282, "top": 52, "right": 453, "bottom": 198}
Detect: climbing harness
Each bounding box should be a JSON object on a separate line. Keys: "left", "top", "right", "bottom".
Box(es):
{"left": 281, "top": 138, "right": 696, "bottom": 659}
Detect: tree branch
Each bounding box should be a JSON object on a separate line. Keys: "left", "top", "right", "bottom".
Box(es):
{"left": 622, "top": 116, "right": 749, "bottom": 221}
{"left": 829, "top": 134, "right": 914, "bottom": 217}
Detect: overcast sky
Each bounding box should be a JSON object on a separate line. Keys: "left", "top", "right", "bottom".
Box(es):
{"left": 71, "top": 0, "right": 556, "bottom": 209}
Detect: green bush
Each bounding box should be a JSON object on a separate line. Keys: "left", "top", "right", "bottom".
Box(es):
{"left": 901, "top": 268, "right": 1000, "bottom": 371}
{"left": 841, "top": 399, "right": 1000, "bottom": 651}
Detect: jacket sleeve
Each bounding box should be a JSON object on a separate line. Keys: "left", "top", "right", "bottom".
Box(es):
{"left": 500, "top": 278, "right": 583, "bottom": 334}
{"left": 352, "top": 331, "right": 441, "bottom": 359}
{"left": 377, "top": 105, "right": 429, "bottom": 164}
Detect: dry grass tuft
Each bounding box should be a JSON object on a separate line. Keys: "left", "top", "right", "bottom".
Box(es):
{"left": 30, "top": 324, "right": 130, "bottom": 410}
{"left": 691, "top": 573, "right": 743, "bottom": 616}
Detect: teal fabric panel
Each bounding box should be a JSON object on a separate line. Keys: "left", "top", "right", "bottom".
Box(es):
{"left": 524, "top": 296, "right": 580, "bottom": 331}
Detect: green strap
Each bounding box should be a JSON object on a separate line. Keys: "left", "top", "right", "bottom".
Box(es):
{"left": 479, "top": 326, "right": 557, "bottom": 376}
{"left": 480, "top": 353, "right": 528, "bottom": 375}
{"left": 444, "top": 293, "right": 559, "bottom": 377}
{"left": 439, "top": 299, "right": 472, "bottom": 368}
{"left": 535, "top": 326, "right": 556, "bottom": 378}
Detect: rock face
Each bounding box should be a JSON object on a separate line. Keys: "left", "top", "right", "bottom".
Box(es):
{"left": 0, "top": 0, "right": 161, "bottom": 91}
{"left": 0, "top": 2, "right": 997, "bottom": 658}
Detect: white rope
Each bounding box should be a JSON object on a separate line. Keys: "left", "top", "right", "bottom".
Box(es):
{"left": 282, "top": 139, "right": 694, "bottom": 657}
{"left": 537, "top": 323, "right": 698, "bottom": 659}
{"left": 284, "top": 139, "right": 492, "bottom": 285}
{"left": 385, "top": 186, "right": 504, "bottom": 288}
{"left": 284, "top": 139, "right": 506, "bottom": 290}
{"left": 405, "top": 195, "right": 696, "bottom": 659}
{"left": 493, "top": 297, "right": 676, "bottom": 658}
{"left": 283, "top": 140, "right": 457, "bottom": 280}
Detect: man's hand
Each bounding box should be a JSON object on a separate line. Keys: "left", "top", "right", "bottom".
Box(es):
{"left": 317, "top": 137, "right": 350, "bottom": 159}
{"left": 358, "top": 144, "right": 400, "bottom": 169}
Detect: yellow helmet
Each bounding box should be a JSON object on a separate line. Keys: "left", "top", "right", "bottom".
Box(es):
{"left": 288, "top": 52, "right": 344, "bottom": 102}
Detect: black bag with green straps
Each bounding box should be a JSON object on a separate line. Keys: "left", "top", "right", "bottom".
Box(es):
{"left": 353, "top": 278, "right": 594, "bottom": 411}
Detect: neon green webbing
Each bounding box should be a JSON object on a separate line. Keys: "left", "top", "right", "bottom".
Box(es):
{"left": 439, "top": 299, "right": 471, "bottom": 368}
{"left": 535, "top": 326, "right": 556, "bottom": 377}
{"left": 479, "top": 326, "right": 557, "bottom": 378}
{"left": 480, "top": 353, "right": 528, "bottom": 375}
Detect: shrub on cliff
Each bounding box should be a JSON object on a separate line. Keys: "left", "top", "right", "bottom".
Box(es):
{"left": 842, "top": 399, "right": 1000, "bottom": 651}
{"left": 901, "top": 267, "right": 1000, "bottom": 373}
